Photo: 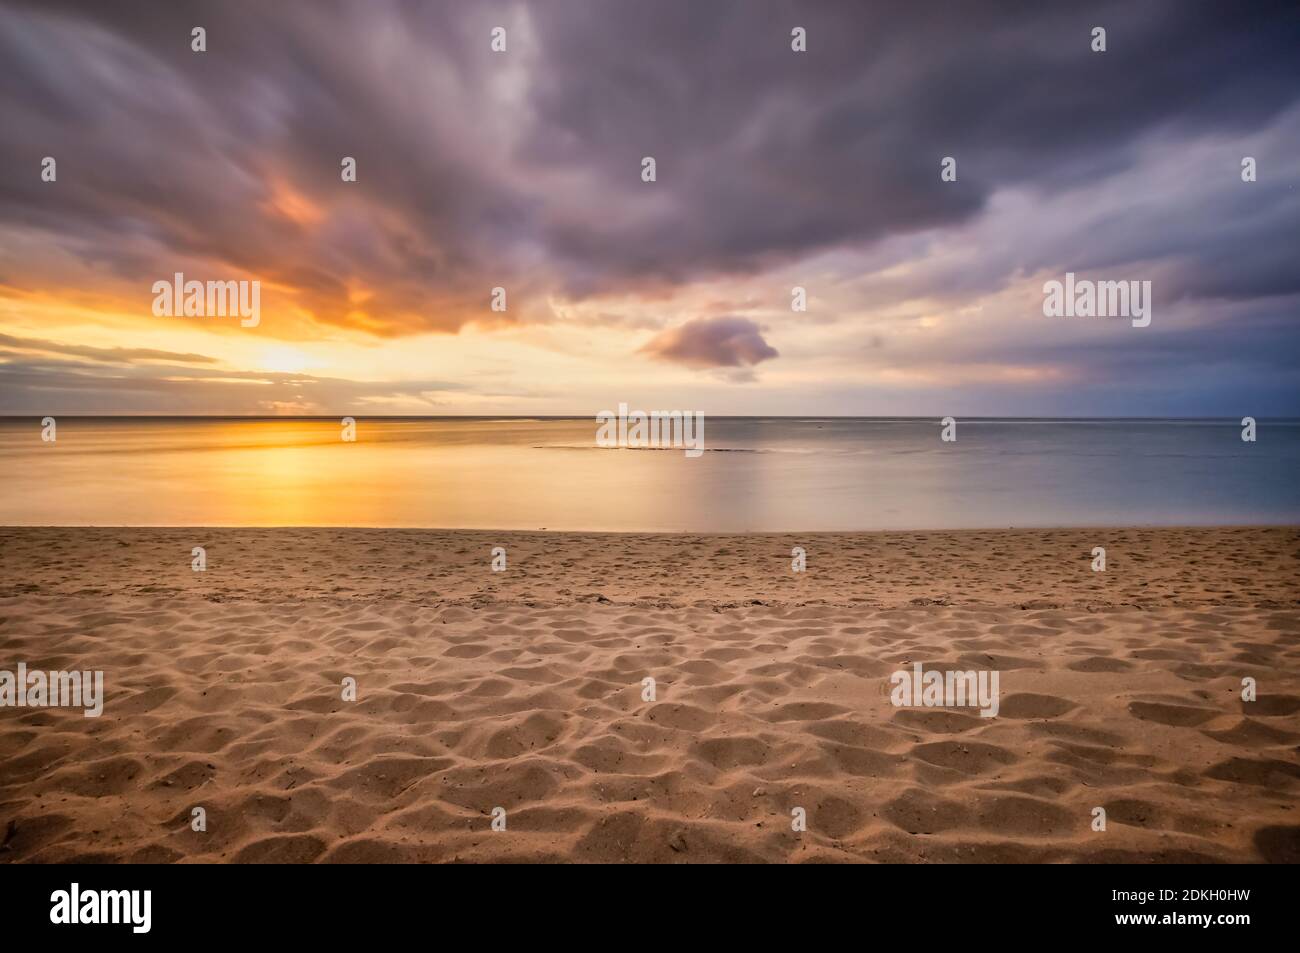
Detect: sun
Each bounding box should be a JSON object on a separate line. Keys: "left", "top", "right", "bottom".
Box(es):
{"left": 260, "top": 346, "right": 311, "bottom": 374}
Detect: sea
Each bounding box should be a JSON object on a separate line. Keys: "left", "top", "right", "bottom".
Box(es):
{"left": 0, "top": 417, "right": 1296, "bottom": 531}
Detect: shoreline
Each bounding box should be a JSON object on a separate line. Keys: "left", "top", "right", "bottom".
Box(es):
{"left": 2, "top": 526, "right": 1296, "bottom": 609}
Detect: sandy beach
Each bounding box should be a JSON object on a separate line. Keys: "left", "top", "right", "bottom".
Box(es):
{"left": 1, "top": 526, "right": 1297, "bottom": 863}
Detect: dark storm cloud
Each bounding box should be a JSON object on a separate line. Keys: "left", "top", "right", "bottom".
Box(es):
{"left": 520, "top": 0, "right": 1300, "bottom": 291}
{"left": 1, "top": 0, "right": 1297, "bottom": 337}
{"left": 0, "top": 0, "right": 532, "bottom": 333}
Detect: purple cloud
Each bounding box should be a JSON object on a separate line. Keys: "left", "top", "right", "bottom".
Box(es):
{"left": 639, "top": 316, "right": 778, "bottom": 369}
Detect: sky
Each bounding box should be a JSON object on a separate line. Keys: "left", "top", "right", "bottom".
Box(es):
{"left": 0, "top": 0, "right": 1298, "bottom": 417}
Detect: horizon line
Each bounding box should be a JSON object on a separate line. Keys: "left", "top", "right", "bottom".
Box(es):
{"left": 3, "top": 414, "right": 1296, "bottom": 422}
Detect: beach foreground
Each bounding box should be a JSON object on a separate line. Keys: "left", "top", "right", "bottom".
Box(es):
{"left": 1, "top": 526, "right": 1298, "bottom": 863}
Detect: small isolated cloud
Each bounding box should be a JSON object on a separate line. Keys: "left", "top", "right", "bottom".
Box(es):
{"left": 639, "top": 316, "right": 778, "bottom": 370}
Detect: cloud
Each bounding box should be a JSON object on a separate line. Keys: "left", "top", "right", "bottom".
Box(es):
{"left": 639, "top": 316, "right": 778, "bottom": 369}
{"left": 0, "top": 350, "right": 469, "bottom": 415}
{"left": 518, "top": 0, "right": 1300, "bottom": 296}
{"left": 1, "top": 0, "right": 1297, "bottom": 335}
{"left": 0, "top": 331, "right": 216, "bottom": 365}
{"left": 0, "top": 1, "right": 1297, "bottom": 413}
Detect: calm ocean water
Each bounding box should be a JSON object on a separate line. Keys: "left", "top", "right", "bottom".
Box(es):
{"left": 0, "top": 417, "right": 1296, "bottom": 531}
